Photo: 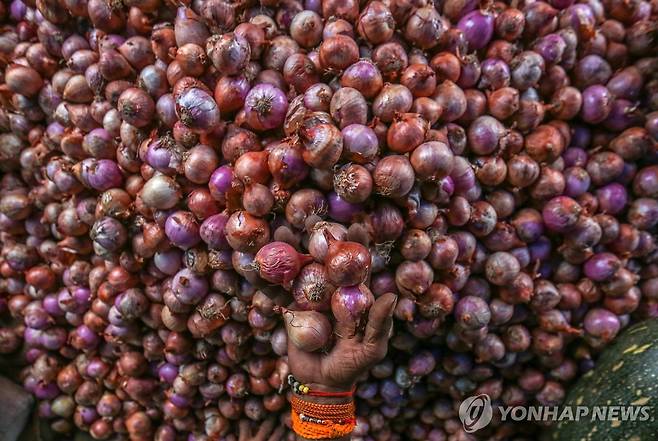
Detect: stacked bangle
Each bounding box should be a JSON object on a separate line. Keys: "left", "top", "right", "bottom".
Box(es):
{"left": 290, "top": 395, "right": 356, "bottom": 439}
{"left": 288, "top": 375, "right": 356, "bottom": 439}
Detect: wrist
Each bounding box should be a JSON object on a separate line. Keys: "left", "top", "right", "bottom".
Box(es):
{"left": 289, "top": 375, "right": 356, "bottom": 404}
{"left": 301, "top": 383, "right": 355, "bottom": 405}
{"left": 289, "top": 380, "right": 356, "bottom": 440}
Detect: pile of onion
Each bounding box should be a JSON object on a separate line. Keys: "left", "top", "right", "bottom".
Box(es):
{"left": 0, "top": 0, "right": 656, "bottom": 439}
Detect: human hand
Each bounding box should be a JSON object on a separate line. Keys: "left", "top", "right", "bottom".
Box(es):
{"left": 238, "top": 417, "right": 286, "bottom": 441}
{"left": 286, "top": 292, "right": 397, "bottom": 391}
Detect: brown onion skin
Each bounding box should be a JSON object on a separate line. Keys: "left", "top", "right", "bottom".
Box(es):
{"left": 322, "top": 0, "right": 360, "bottom": 22}
{"left": 372, "top": 42, "right": 408, "bottom": 81}
{"left": 324, "top": 236, "right": 371, "bottom": 287}
{"left": 401, "top": 63, "right": 437, "bottom": 97}
{"left": 373, "top": 155, "right": 415, "bottom": 198}
{"left": 386, "top": 113, "right": 429, "bottom": 154}
{"left": 1, "top": 0, "right": 657, "bottom": 437}
{"left": 281, "top": 308, "right": 332, "bottom": 352}
{"left": 225, "top": 211, "right": 271, "bottom": 253}
{"left": 357, "top": 1, "right": 395, "bottom": 45}
{"left": 319, "top": 35, "right": 359, "bottom": 71}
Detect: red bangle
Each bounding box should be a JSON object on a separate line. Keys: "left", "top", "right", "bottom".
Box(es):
{"left": 307, "top": 388, "right": 356, "bottom": 398}
{"left": 288, "top": 375, "right": 356, "bottom": 397}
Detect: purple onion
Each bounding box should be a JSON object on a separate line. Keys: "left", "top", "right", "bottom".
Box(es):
{"left": 533, "top": 34, "right": 566, "bottom": 65}
{"left": 479, "top": 58, "right": 510, "bottom": 90}
{"left": 172, "top": 268, "right": 209, "bottom": 304}
{"left": 542, "top": 196, "right": 581, "bottom": 233}
{"left": 580, "top": 85, "right": 613, "bottom": 124}
{"left": 208, "top": 165, "right": 235, "bottom": 204}
{"left": 165, "top": 211, "right": 201, "bottom": 250}
{"left": 327, "top": 191, "right": 363, "bottom": 223}
{"left": 583, "top": 253, "right": 621, "bottom": 282}
{"left": 85, "top": 159, "right": 123, "bottom": 191}
{"left": 34, "top": 382, "right": 60, "bottom": 400}
{"left": 583, "top": 308, "right": 620, "bottom": 343}
{"left": 153, "top": 249, "right": 183, "bottom": 275}
{"left": 200, "top": 213, "right": 230, "bottom": 250}
{"left": 244, "top": 84, "right": 289, "bottom": 131}
{"left": 596, "top": 183, "right": 627, "bottom": 215}
{"left": 10, "top": 0, "right": 27, "bottom": 21}
{"left": 176, "top": 87, "right": 221, "bottom": 134}
{"left": 457, "top": 10, "right": 494, "bottom": 50}
{"left": 341, "top": 124, "right": 379, "bottom": 164}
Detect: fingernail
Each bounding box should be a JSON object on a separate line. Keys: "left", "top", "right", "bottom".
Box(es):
{"left": 390, "top": 295, "right": 398, "bottom": 312}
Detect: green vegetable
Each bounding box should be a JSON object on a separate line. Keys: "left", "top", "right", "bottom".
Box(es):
{"left": 549, "top": 318, "right": 658, "bottom": 441}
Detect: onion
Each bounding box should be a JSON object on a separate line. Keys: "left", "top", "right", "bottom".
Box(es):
{"left": 458, "top": 10, "right": 494, "bottom": 50}
{"left": 324, "top": 233, "right": 371, "bottom": 287}
{"left": 0, "top": 0, "right": 657, "bottom": 437}
{"left": 280, "top": 307, "right": 332, "bottom": 352}
{"left": 206, "top": 33, "right": 250, "bottom": 75}
{"left": 292, "top": 263, "right": 335, "bottom": 311}
{"left": 255, "top": 242, "right": 312, "bottom": 288}
{"left": 175, "top": 86, "right": 221, "bottom": 134}
{"left": 331, "top": 284, "right": 375, "bottom": 328}
{"left": 341, "top": 60, "right": 384, "bottom": 99}
{"left": 244, "top": 84, "right": 289, "bottom": 131}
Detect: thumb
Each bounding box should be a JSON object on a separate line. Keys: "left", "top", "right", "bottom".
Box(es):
{"left": 364, "top": 292, "right": 397, "bottom": 345}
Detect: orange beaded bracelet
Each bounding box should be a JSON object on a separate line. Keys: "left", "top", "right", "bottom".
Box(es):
{"left": 290, "top": 395, "right": 356, "bottom": 439}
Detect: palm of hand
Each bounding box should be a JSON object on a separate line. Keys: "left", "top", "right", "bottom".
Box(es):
{"left": 287, "top": 292, "right": 396, "bottom": 390}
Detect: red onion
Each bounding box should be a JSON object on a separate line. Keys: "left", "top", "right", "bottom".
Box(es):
{"left": 224, "top": 211, "right": 270, "bottom": 253}
{"left": 341, "top": 60, "right": 383, "bottom": 99}
{"left": 244, "top": 84, "right": 289, "bottom": 131}
{"left": 300, "top": 123, "right": 343, "bottom": 169}
{"left": 458, "top": 10, "right": 494, "bottom": 50}
{"left": 357, "top": 1, "right": 395, "bottom": 45}
{"left": 319, "top": 35, "right": 359, "bottom": 71}
{"left": 341, "top": 124, "right": 379, "bottom": 164}
{"left": 387, "top": 113, "right": 428, "bottom": 154}
{"left": 330, "top": 87, "right": 368, "bottom": 129}
{"left": 324, "top": 233, "right": 371, "bottom": 287}
{"left": 175, "top": 86, "right": 221, "bottom": 134}
{"left": 334, "top": 164, "right": 373, "bottom": 204}
{"left": 165, "top": 211, "right": 201, "bottom": 250}
{"left": 395, "top": 260, "right": 434, "bottom": 297}
{"left": 372, "top": 83, "right": 413, "bottom": 122}
{"left": 290, "top": 11, "right": 323, "bottom": 48}
{"left": 280, "top": 307, "right": 331, "bottom": 352}
{"left": 373, "top": 155, "right": 415, "bottom": 198}
{"left": 254, "top": 241, "right": 312, "bottom": 288}
{"left": 292, "top": 263, "right": 335, "bottom": 311}
{"left": 267, "top": 141, "right": 309, "bottom": 189}
{"left": 206, "top": 33, "right": 250, "bottom": 75}
{"left": 404, "top": 6, "right": 445, "bottom": 50}
{"left": 331, "top": 284, "right": 375, "bottom": 328}
{"left": 0, "top": 0, "right": 656, "bottom": 437}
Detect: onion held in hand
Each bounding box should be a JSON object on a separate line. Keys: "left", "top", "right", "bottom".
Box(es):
{"left": 254, "top": 241, "right": 313, "bottom": 289}
{"left": 331, "top": 284, "right": 375, "bottom": 327}
{"left": 280, "top": 307, "right": 332, "bottom": 352}
{"left": 323, "top": 231, "right": 371, "bottom": 286}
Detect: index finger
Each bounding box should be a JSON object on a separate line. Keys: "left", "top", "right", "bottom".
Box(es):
{"left": 255, "top": 417, "right": 276, "bottom": 441}
{"left": 364, "top": 292, "right": 397, "bottom": 345}
{"left": 266, "top": 425, "right": 286, "bottom": 441}
{"left": 238, "top": 420, "right": 251, "bottom": 441}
